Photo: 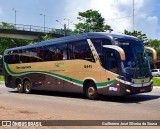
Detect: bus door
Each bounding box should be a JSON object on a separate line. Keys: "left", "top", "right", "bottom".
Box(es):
{"left": 101, "top": 45, "right": 126, "bottom": 95}
{"left": 101, "top": 45, "right": 126, "bottom": 75}
{"left": 102, "top": 49, "right": 119, "bottom": 74}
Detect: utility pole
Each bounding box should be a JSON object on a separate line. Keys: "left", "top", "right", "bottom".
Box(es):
{"left": 56, "top": 20, "right": 67, "bottom": 36}
{"left": 64, "top": 24, "right": 66, "bottom": 36}
{"left": 133, "top": 0, "right": 135, "bottom": 31}
{"left": 64, "top": 18, "right": 72, "bottom": 29}
{"left": 40, "top": 13, "right": 46, "bottom": 32}
{"left": 12, "top": 8, "right": 17, "bottom": 25}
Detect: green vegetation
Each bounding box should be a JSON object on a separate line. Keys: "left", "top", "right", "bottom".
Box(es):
{"left": 0, "top": 22, "right": 15, "bottom": 29}
{"left": 0, "top": 22, "right": 31, "bottom": 55}
{"left": 124, "top": 30, "right": 148, "bottom": 44}
{"left": 37, "top": 34, "right": 52, "bottom": 42}
{"left": 0, "top": 22, "right": 53, "bottom": 55}
{"left": 0, "top": 37, "right": 30, "bottom": 55}
{"left": 74, "top": 9, "right": 113, "bottom": 34}
{"left": 0, "top": 76, "right": 4, "bottom": 81}
{"left": 147, "top": 39, "right": 160, "bottom": 52}
{"left": 153, "top": 78, "right": 160, "bottom": 86}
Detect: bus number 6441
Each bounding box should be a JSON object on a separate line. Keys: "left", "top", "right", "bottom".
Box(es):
{"left": 84, "top": 65, "right": 92, "bottom": 68}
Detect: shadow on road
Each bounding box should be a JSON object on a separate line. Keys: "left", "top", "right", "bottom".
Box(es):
{"left": 9, "top": 90, "right": 160, "bottom": 104}
{"left": 99, "top": 94, "right": 160, "bottom": 104}
{"left": 9, "top": 90, "right": 86, "bottom": 99}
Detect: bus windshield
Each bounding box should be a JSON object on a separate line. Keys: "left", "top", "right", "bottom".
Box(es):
{"left": 115, "top": 39, "right": 150, "bottom": 78}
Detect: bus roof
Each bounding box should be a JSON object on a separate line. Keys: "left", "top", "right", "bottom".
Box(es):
{"left": 4, "top": 32, "right": 139, "bottom": 52}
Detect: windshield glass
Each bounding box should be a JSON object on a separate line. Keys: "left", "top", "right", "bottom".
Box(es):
{"left": 115, "top": 39, "right": 150, "bottom": 78}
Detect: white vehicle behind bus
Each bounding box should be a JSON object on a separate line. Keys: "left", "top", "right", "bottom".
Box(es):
{"left": 151, "top": 69, "right": 160, "bottom": 77}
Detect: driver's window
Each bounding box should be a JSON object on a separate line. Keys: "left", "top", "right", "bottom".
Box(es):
{"left": 106, "top": 52, "right": 119, "bottom": 74}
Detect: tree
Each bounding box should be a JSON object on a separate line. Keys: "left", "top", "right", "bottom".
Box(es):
{"left": 37, "top": 34, "right": 51, "bottom": 42}
{"left": 0, "top": 22, "right": 31, "bottom": 55}
{"left": 0, "top": 22, "right": 15, "bottom": 29}
{"left": 0, "top": 38, "right": 30, "bottom": 55}
{"left": 147, "top": 39, "right": 160, "bottom": 52}
{"left": 74, "top": 9, "right": 113, "bottom": 34}
{"left": 0, "top": 22, "right": 55, "bottom": 55}
{"left": 124, "top": 30, "right": 148, "bottom": 44}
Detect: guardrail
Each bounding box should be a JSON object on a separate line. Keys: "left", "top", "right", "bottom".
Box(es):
{"left": 0, "top": 22, "right": 73, "bottom": 36}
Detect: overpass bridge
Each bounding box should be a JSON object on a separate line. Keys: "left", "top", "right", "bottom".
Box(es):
{"left": 0, "top": 22, "right": 72, "bottom": 40}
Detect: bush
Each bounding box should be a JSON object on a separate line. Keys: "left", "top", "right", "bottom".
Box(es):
{"left": 153, "top": 78, "right": 160, "bottom": 86}
{"left": 0, "top": 76, "right": 4, "bottom": 81}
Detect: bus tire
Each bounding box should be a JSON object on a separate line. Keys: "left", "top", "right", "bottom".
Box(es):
{"left": 17, "top": 81, "right": 24, "bottom": 93}
{"left": 85, "top": 82, "right": 98, "bottom": 100}
{"left": 24, "top": 80, "right": 32, "bottom": 94}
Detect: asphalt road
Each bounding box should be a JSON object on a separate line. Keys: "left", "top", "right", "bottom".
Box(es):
{"left": 0, "top": 83, "right": 160, "bottom": 128}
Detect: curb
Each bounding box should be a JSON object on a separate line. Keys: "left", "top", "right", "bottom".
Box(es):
{"left": 153, "top": 86, "right": 160, "bottom": 89}
{"left": 0, "top": 81, "right": 4, "bottom": 84}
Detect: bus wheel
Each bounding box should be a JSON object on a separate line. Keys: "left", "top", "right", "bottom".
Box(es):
{"left": 85, "top": 82, "right": 98, "bottom": 100}
{"left": 24, "top": 80, "right": 32, "bottom": 94}
{"left": 17, "top": 81, "right": 24, "bottom": 93}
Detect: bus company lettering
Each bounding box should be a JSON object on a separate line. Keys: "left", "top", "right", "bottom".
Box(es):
{"left": 55, "top": 63, "right": 65, "bottom": 68}
{"left": 16, "top": 66, "right": 31, "bottom": 69}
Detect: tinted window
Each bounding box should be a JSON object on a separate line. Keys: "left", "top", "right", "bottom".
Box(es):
{"left": 101, "top": 50, "right": 119, "bottom": 74}
{"left": 152, "top": 70, "right": 158, "bottom": 72}
{"left": 19, "top": 48, "right": 41, "bottom": 63}
{"left": 91, "top": 39, "right": 112, "bottom": 55}
{"left": 43, "top": 44, "right": 67, "bottom": 61}
{"left": 4, "top": 54, "right": 20, "bottom": 64}
{"left": 68, "top": 40, "right": 94, "bottom": 62}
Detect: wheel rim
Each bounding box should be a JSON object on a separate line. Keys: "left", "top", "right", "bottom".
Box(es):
{"left": 25, "top": 82, "right": 31, "bottom": 92}
{"left": 17, "top": 84, "right": 22, "bottom": 91}
{"left": 88, "top": 87, "right": 95, "bottom": 96}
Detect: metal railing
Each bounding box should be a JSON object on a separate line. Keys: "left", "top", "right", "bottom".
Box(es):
{"left": 0, "top": 22, "right": 73, "bottom": 36}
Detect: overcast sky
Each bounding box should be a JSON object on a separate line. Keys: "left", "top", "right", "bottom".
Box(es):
{"left": 0, "top": 0, "right": 160, "bottom": 39}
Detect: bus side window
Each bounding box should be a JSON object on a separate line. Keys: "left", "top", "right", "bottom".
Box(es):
{"left": 69, "top": 40, "right": 94, "bottom": 62}
{"left": 91, "top": 39, "right": 112, "bottom": 55}
{"left": 20, "top": 49, "right": 38, "bottom": 63}
{"left": 37, "top": 47, "right": 44, "bottom": 61}
{"left": 20, "top": 55, "right": 30, "bottom": 63}
{"left": 4, "top": 54, "right": 20, "bottom": 64}
{"left": 68, "top": 44, "right": 74, "bottom": 59}
{"left": 56, "top": 44, "right": 67, "bottom": 60}
{"left": 43, "top": 44, "right": 67, "bottom": 61}
{"left": 4, "top": 55, "right": 13, "bottom": 64}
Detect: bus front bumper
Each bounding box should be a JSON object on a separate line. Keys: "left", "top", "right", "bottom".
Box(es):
{"left": 124, "top": 83, "right": 153, "bottom": 95}
{"left": 98, "top": 81, "right": 153, "bottom": 96}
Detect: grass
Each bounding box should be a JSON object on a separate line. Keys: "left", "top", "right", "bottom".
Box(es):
{"left": 0, "top": 76, "right": 4, "bottom": 81}
{"left": 153, "top": 78, "right": 160, "bottom": 86}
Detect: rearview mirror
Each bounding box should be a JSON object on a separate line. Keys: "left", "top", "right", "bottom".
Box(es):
{"left": 103, "top": 45, "right": 126, "bottom": 61}
{"left": 145, "top": 47, "right": 157, "bottom": 61}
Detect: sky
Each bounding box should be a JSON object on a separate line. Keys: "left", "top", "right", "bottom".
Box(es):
{"left": 0, "top": 0, "right": 160, "bottom": 39}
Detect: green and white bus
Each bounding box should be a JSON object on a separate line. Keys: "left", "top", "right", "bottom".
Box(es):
{"left": 3, "top": 32, "right": 153, "bottom": 99}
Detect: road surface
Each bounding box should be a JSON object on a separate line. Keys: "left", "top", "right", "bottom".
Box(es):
{"left": 0, "top": 83, "right": 159, "bottom": 129}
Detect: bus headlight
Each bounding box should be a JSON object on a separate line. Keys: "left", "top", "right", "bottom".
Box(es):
{"left": 126, "top": 89, "right": 131, "bottom": 93}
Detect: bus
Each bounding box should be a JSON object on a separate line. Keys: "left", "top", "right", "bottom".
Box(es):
{"left": 0, "top": 55, "right": 3, "bottom": 76}
{"left": 3, "top": 32, "right": 153, "bottom": 99}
